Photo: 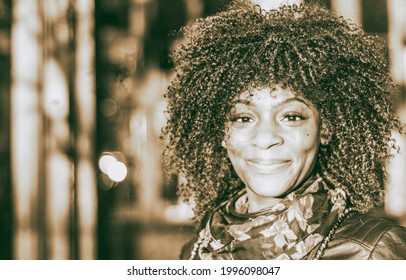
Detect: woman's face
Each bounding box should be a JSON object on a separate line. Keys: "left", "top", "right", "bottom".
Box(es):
{"left": 224, "top": 87, "right": 321, "bottom": 210}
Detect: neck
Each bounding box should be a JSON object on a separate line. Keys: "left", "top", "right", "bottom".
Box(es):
{"left": 246, "top": 190, "right": 282, "bottom": 213}
{"left": 244, "top": 173, "right": 319, "bottom": 213}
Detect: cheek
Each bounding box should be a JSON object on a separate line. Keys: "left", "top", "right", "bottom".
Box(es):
{"left": 292, "top": 128, "right": 320, "bottom": 155}
{"left": 225, "top": 129, "right": 248, "bottom": 152}
{"left": 304, "top": 131, "right": 319, "bottom": 145}
{"left": 226, "top": 139, "right": 246, "bottom": 158}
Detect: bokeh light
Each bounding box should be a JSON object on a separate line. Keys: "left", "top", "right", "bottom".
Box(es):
{"left": 98, "top": 153, "right": 117, "bottom": 174}
{"left": 106, "top": 161, "right": 127, "bottom": 182}
{"left": 98, "top": 152, "right": 128, "bottom": 183}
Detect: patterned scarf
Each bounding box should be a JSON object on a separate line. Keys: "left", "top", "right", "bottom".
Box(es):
{"left": 194, "top": 175, "right": 348, "bottom": 260}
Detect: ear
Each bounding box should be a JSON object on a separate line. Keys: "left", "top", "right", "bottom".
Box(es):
{"left": 320, "top": 121, "right": 331, "bottom": 146}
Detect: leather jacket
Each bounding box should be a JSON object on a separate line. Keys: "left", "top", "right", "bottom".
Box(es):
{"left": 180, "top": 211, "right": 406, "bottom": 260}
{"left": 303, "top": 212, "right": 406, "bottom": 260}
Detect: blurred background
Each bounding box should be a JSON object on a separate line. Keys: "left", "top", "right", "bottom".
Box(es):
{"left": 0, "top": 0, "right": 405, "bottom": 260}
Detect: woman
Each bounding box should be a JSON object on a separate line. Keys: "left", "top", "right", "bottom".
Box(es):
{"left": 162, "top": 0, "right": 406, "bottom": 259}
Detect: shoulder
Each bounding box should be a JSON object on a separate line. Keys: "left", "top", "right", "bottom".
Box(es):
{"left": 321, "top": 211, "right": 406, "bottom": 260}
{"left": 179, "top": 235, "right": 199, "bottom": 260}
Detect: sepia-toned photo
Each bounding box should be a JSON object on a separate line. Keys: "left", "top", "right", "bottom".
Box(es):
{"left": 0, "top": 0, "right": 405, "bottom": 262}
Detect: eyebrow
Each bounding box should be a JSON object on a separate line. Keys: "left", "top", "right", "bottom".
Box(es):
{"left": 233, "top": 97, "right": 312, "bottom": 108}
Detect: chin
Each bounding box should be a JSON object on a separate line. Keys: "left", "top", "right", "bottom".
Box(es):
{"left": 248, "top": 175, "right": 295, "bottom": 197}
{"left": 247, "top": 179, "right": 294, "bottom": 198}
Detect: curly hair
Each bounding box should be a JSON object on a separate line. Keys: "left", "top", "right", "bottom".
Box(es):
{"left": 162, "top": 0, "right": 405, "bottom": 223}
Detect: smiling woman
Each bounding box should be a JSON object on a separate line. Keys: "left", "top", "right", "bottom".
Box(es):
{"left": 162, "top": 0, "right": 406, "bottom": 259}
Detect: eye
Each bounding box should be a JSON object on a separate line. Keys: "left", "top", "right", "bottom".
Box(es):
{"left": 231, "top": 114, "right": 254, "bottom": 123}
{"left": 281, "top": 113, "right": 305, "bottom": 122}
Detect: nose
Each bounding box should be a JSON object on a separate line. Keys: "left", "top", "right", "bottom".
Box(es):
{"left": 251, "top": 120, "right": 283, "bottom": 150}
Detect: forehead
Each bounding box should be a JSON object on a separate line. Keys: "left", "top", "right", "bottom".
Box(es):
{"left": 234, "top": 87, "right": 311, "bottom": 107}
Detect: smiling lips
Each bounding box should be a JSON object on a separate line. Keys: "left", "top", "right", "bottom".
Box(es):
{"left": 246, "top": 159, "right": 291, "bottom": 174}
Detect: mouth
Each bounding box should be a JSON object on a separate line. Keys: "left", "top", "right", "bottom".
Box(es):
{"left": 246, "top": 159, "right": 291, "bottom": 174}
